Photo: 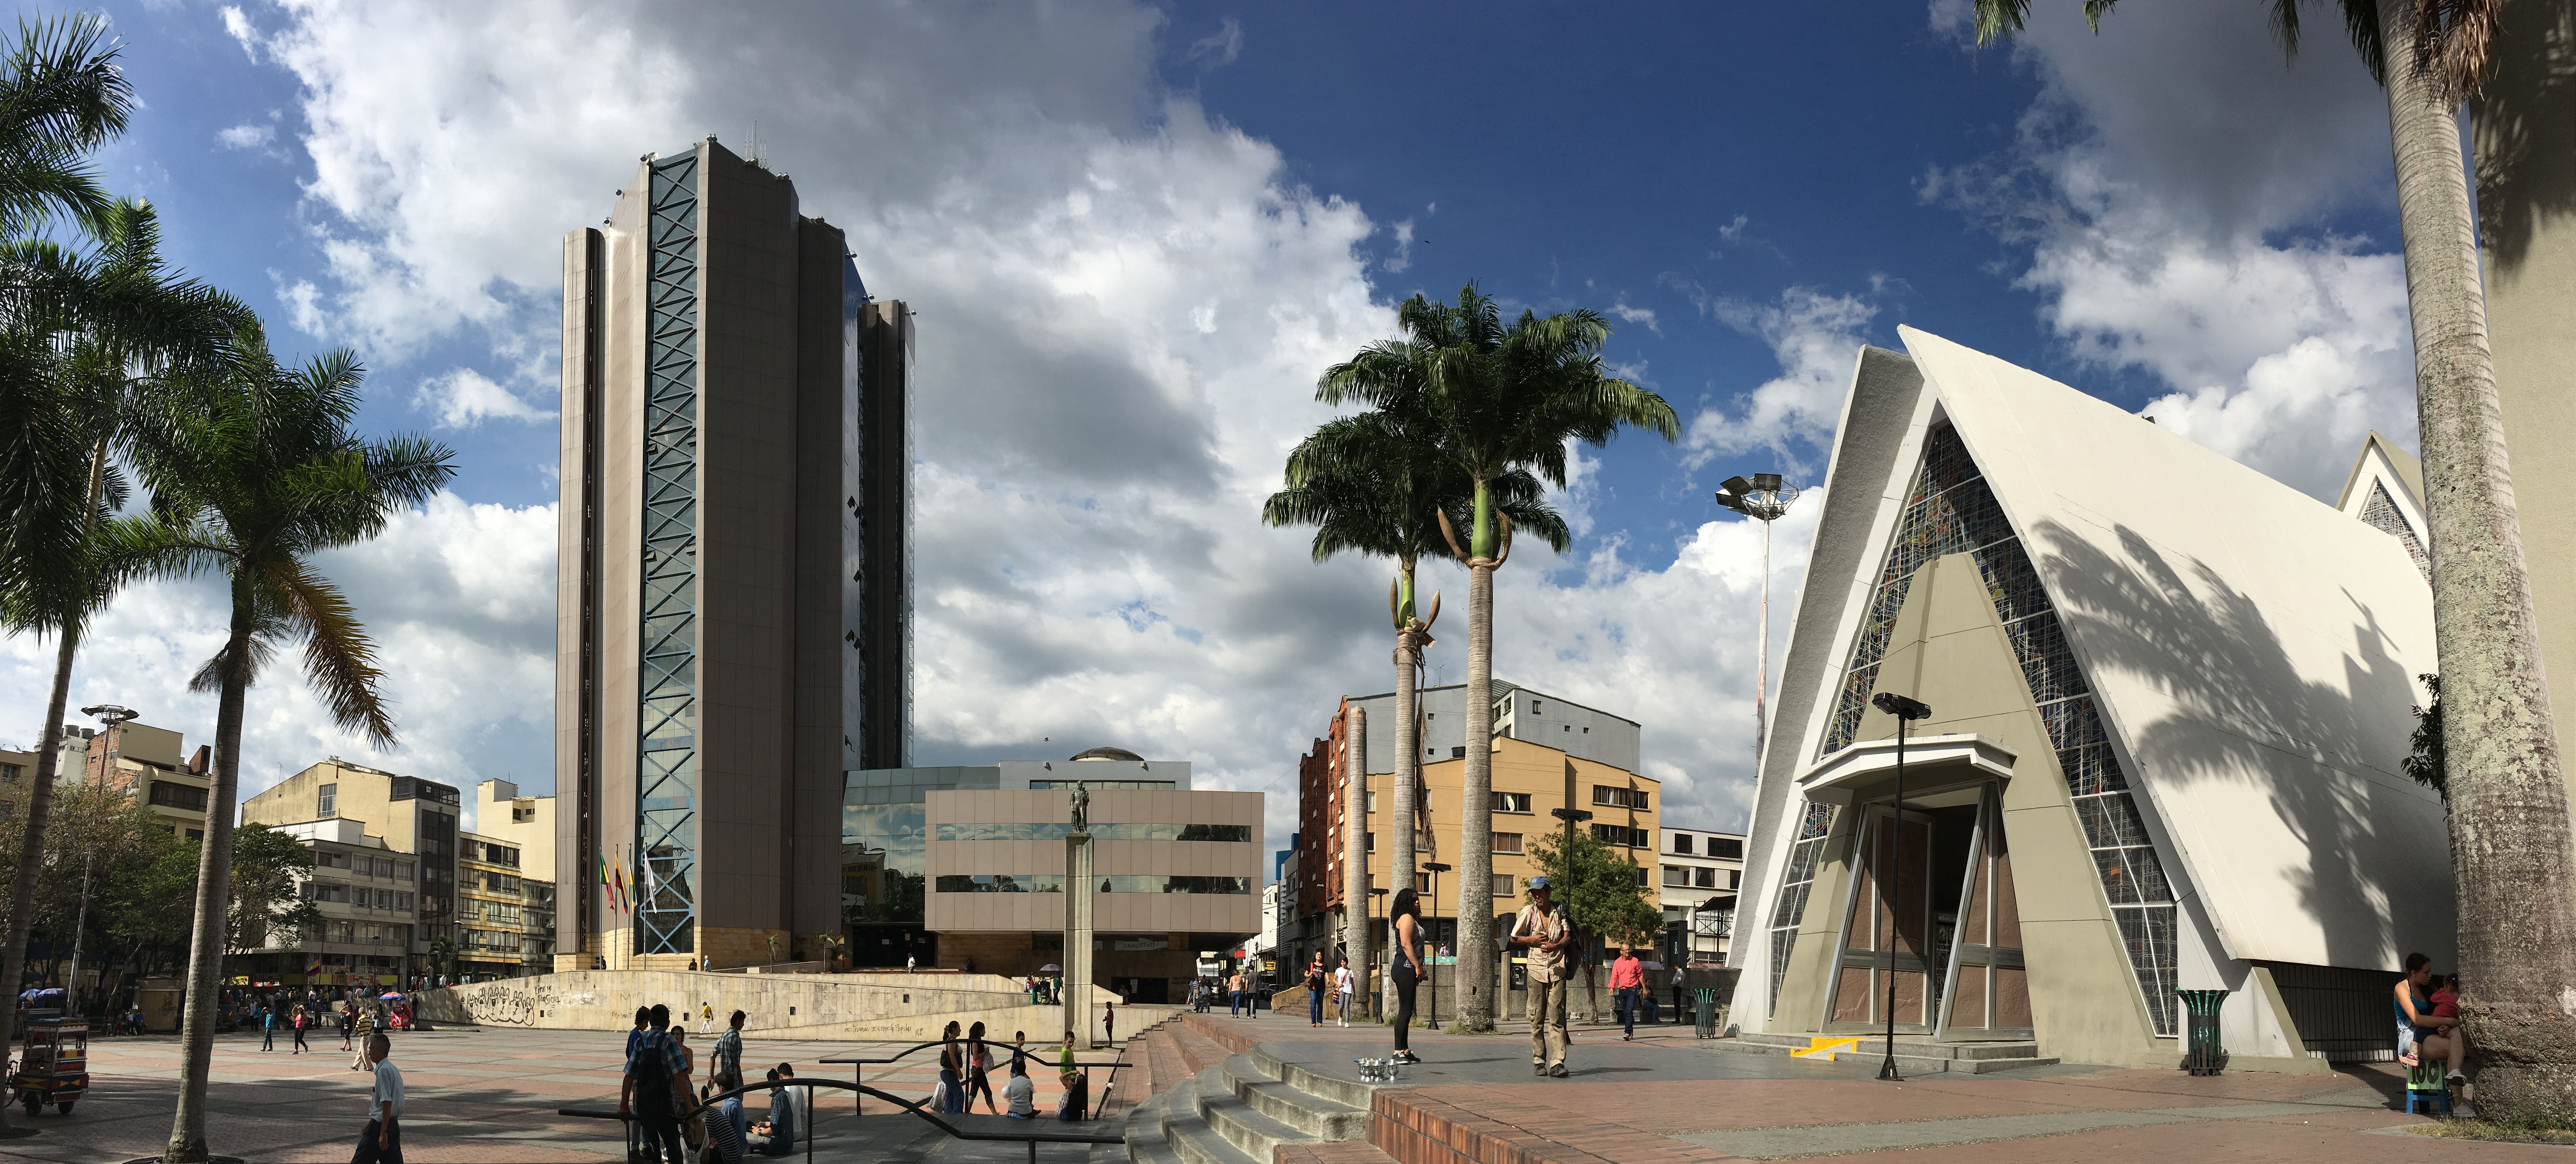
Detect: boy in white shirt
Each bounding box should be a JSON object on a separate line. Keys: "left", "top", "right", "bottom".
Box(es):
{"left": 1333, "top": 961, "right": 1356, "bottom": 1026}
{"left": 355, "top": 1033, "right": 404, "bottom": 1163}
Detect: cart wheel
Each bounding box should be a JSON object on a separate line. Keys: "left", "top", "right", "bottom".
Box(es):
{"left": 18, "top": 1094, "right": 34, "bottom": 1118}
{"left": 52, "top": 1100, "right": 70, "bottom": 1115}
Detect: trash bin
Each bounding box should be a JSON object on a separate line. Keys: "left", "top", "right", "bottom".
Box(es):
{"left": 2179, "top": 989, "right": 2228, "bottom": 1075}
{"left": 1694, "top": 988, "right": 1718, "bottom": 1039}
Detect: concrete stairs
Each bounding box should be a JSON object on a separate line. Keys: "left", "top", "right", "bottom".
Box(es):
{"left": 1111, "top": 1014, "right": 1383, "bottom": 1164}
{"left": 1728, "top": 1030, "right": 2058, "bottom": 1074}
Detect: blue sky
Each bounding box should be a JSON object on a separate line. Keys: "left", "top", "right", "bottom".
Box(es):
{"left": 2, "top": 1, "right": 2417, "bottom": 849}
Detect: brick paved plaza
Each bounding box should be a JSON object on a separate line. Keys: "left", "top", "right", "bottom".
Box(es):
{"left": 0, "top": 1013, "right": 2546, "bottom": 1163}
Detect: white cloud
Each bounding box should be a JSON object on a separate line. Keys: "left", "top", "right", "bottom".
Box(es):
{"left": 219, "top": 5, "right": 261, "bottom": 60}
{"left": 1929, "top": 1, "right": 2415, "bottom": 498}
{"left": 0, "top": 494, "right": 556, "bottom": 834}
{"left": 3, "top": 0, "right": 1811, "bottom": 858}
{"left": 1682, "top": 287, "right": 1876, "bottom": 471}
{"left": 1383, "top": 218, "right": 1414, "bottom": 274}
{"left": 216, "top": 122, "right": 274, "bottom": 150}
{"left": 414, "top": 366, "right": 556, "bottom": 429}
{"left": 1609, "top": 297, "right": 1660, "bottom": 336}
{"left": 1185, "top": 16, "right": 1242, "bottom": 70}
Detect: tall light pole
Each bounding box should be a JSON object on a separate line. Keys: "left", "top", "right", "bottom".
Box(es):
{"left": 1868, "top": 692, "right": 1932, "bottom": 1083}
{"left": 1547, "top": 807, "right": 1593, "bottom": 978}
{"left": 1714, "top": 475, "right": 1803, "bottom": 761}
{"left": 71, "top": 703, "right": 137, "bottom": 1016}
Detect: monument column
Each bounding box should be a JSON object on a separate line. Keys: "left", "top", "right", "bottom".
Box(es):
{"left": 1063, "top": 783, "right": 1095, "bottom": 1049}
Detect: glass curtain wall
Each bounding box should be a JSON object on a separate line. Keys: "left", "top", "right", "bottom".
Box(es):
{"left": 636, "top": 151, "right": 701, "bottom": 955}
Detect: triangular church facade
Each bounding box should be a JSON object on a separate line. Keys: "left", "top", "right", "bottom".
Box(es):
{"left": 1735, "top": 327, "right": 2449, "bottom": 1071}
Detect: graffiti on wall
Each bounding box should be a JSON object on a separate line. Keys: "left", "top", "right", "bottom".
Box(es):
{"left": 426, "top": 979, "right": 567, "bottom": 1027}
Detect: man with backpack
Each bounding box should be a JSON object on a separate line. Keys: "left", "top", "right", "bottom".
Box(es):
{"left": 619, "top": 1003, "right": 692, "bottom": 1163}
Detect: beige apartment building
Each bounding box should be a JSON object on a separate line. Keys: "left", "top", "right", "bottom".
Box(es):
{"left": 231, "top": 818, "right": 420, "bottom": 989}
{"left": 458, "top": 832, "right": 550, "bottom": 979}
{"left": 54, "top": 720, "right": 213, "bottom": 840}
{"left": 241, "top": 761, "right": 464, "bottom": 972}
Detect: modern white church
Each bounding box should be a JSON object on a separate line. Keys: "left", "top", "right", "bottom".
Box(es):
{"left": 1735, "top": 326, "right": 2450, "bottom": 1073}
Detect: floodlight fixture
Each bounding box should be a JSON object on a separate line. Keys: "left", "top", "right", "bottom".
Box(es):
{"left": 1870, "top": 693, "right": 1932, "bottom": 721}
{"left": 1713, "top": 474, "right": 1800, "bottom": 523}
{"left": 80, "top": 703, "right": 137, "bottom": 727}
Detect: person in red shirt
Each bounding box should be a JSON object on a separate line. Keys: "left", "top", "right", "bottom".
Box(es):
{"left": 1610, "top": 944, "right": 1647, "bottom": 1041}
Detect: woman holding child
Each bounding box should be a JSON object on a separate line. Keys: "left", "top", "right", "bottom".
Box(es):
{"left": 2393, "top": 951, "right": 2466, "bottom": 1089}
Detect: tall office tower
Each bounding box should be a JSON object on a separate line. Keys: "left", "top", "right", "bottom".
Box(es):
{"left": 554, "top": 138, "right": 912, "bottom": 970}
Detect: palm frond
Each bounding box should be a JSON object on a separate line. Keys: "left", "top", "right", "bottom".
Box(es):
{"left": 269, "top": 560, "right": 395, "bottom": 748}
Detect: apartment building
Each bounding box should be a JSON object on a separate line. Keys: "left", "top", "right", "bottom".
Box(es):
{"left": 55, "top": 720, "right": 213, "bottom": 839}
{"left": 241, "top": 761, "right": 464, "bottom": 973}
{"left": 458, "top": 832, "right": 551, "bottom": 980}
{"left": 231, "top": 818, "right": 419, "bottom": 988}
{"left": 1657, "top": 825, "right": 1743, "bottom": 966}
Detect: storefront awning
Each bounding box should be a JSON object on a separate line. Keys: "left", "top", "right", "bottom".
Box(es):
{"left": 1796, "top": 732, "right": 2016, "bottom": 806}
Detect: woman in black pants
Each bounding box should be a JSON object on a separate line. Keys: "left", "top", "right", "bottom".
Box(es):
{"left": 1388, "top": 887, "right": 1424, "bottom": 1065}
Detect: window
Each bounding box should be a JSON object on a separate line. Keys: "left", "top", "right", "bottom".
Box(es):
{"left": 1592, "top": 785, "right": 1648, "bottom": 811}
{"left": 0, "top": 763, "right": 20, "bottom": 783}
{"left": 1730, "top": 870, "right": 1741, "bottom": 889}
{"left": 1492, "top": 833, "right": 1523, "bottom": 855}
{"left": 317, "top": 783, "right": 336, "bottom": 817}
{"left": 1492, "top": 874, "right": 1516, "bottom": 897}
{"left": 147, "top": 782, "right": 209, "bottom": 811}
{"left": 395, "top": 893, "right": 413, "bottom": 911}
{"left": 1671, "top": 833, "right": 1693, "bottom": 854}
{"left": 331, "top": 920, "right": 356, "bottom": 943}
{"left": 395, "top": 861, "right": 414, "bottom": 880}
{"left": 361, "top": 923, "right": 382, "bottom": 941}
{"left": 1633, "top": 867, "right": 1650, "bottom": 888}
{"left": 1712, "top": 837, "right": 1744, "bottom": 861}
{"left": 1491, "top": 792, "right": 1532, "bottom": 814}
{"left": 1591, "top": 824, "right": 1649, "bottom": 848}
{"left": 1365, "top": 831, "right": 1375, "bottom": 853}
{"left": 1365, "top": 791, "right": 1377, "bottom": 813}
{"left": 1663, "top": 865, "right": 1688, "bottom": 887}
{"left": 1695, "top": 867, "right": 1717, "bottom": 889}
{"left": 378, "top": 857, "right": 396, "bottom": 878}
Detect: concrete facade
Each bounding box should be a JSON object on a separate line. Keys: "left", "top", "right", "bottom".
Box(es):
{"left": 1738, "top": 328, "right": 2445, "bottom": 1072}
{"left": 414, "top": 969, "right": 1071, "bottom": 1041}
{"left": 242, "top": 762, "right": 463, "bottom": 966}
{"left": 554, "top": 138, "right": 912, "bottom": 968}
{"left": 234, "top": 818, "right": 419, "bottom": 988}
{"left": 1657, "top": 826, "right": 1743, "bottom": 966}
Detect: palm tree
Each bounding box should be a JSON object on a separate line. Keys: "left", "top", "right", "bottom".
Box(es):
{"left": 108, "top": 334, "right": 452, "bottom": 1164}
{"left": 1977, "top": 0, "right": 2574, "bottom": 1111}
{"left": 1321, "top": 285, "right": 1677, "bottom": 1030}
{"left": 1265, "top": 407, "right": 1568, "bottom": 1003}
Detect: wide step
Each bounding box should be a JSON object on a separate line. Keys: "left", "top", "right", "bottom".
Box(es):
{"left": 1157, "top": 1077, "right": 1263, "bottom": 1164}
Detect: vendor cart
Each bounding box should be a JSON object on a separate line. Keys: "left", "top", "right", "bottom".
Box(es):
{"left": 10, "top": 1015, "right": 87, "bottom": 1115}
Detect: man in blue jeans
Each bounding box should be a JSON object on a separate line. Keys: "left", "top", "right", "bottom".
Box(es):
{"left": 1305, "top": 955, "right": 1326, "bottom": 1026}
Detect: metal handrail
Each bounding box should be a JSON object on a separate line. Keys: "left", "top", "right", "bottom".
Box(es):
{"left": 560, "top": 1077, "right": 1121, "bottom": 1164}
{"left": 815, "top": 1040, "right": 1125, "bottom": 1121}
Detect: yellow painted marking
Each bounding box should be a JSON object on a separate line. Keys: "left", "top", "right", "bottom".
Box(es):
{"left": 1789, "top": 1036, "right": 1864, "bottom": 1061}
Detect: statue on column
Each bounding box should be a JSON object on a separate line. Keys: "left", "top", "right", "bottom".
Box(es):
{"left": 1069, "top": 782, "right": 1089, "bottom": 833}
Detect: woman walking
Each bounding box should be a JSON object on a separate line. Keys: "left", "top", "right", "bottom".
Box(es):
{"left": 1389, "top": 887, "right": 1424, "bottom": 1065}
{"left": 291, "top": 1005, "right": 312, "bottom": 1054}
{"left": 965, "top": 1021, "right": 998, "bottom": 1114}
{"left": 938, "top": 1021, "right": 965, "bottom": 1114}
{"left": 339, "top": 1001, "right": 356, "bottom": 1053}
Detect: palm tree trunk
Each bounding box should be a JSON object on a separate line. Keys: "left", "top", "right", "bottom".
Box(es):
{"left": 1340, "top": 705, "right": 1371, "bottom": 1017}
{"left": 0, "top": 436, "right": 108, "bottom": 1135}
{"left": 2381, "top": 0, "right": 2576, "bottom": 1114}
{"left": 1392, "top": 622, "right": 1419, "bottom": 899}
{"left": 1455, "top": 557, "right": 1497, "bottom": 1031}
{"left": 163, "top": 585, "right": 251, "bottom": 1163}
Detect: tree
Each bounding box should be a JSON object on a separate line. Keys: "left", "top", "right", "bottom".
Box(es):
{"left": 1978, "top": 0, "right": 2574, "bottom": 1112}
{"left": 108, "top": 334, "right": 452, "bottom": 1164}
{"left": 2406, "top": 672, "right": 2447, "bottom": 803}
{"left": 1264, "top": 405, "right": 1567, "bottom": 990}
{"left": 1319, "top": 284, "right": 1676, "bottom": 1030}
{"left": 224, "top": 824, "right": 320, "bottom": 955}
{"left": 1526, "top": 822, "right": 1662, "bottom": 1014}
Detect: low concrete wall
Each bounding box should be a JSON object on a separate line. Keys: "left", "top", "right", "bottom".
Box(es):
{"left": 417, "top": 970, "right": 1044, "bottom": 1040}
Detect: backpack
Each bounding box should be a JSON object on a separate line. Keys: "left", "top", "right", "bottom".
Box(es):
{"left": 631, "top": 1032, "right": 673, "bottom": 1111}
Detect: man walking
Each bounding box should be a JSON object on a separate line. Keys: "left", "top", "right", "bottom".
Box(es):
{"left": 353, "top": 1032, "right": 403, "bottom": 1163}
{"left": 1227, "top": 971, "right": 1243, "bottom": 1018}
{"left": 1611, "top": 943, "right": 1645, "bottom": 1041}
{"left": 619, "top": 1004, "right": 691, "bottom": 1164}
{"left": 260, "top": 1002, "right": 276, "bottom": 1052}
{"left": 712, "top": 1010, "right": 747, "bottom": 1095}
{"left": 1510, "top": 876, "right": 1573, "bottom": 1076}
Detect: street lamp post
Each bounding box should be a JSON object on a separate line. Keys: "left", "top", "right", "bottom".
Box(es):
{"left": 70, "top": 704, "right": 137, "bottom": 1015}
{"left": 1547, "top": 807, "right": 1594, "bottom": 981}
{"left": 1715, "top": 475, "right": 1804, "bottom": 761}
{"left": 1868, "top": 692, "right": 1932, "bottom": 1083}
{"left": 1422, "top": 862, "right": 1450, "bottom": 1027}
{"left": 1368, "top": 887, "right": 1389, "bottom": 1020}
